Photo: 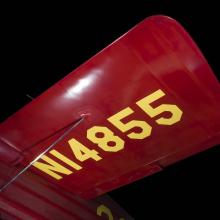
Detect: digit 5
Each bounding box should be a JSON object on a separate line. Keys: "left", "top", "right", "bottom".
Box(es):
{"left": 107, "top": 107, "right": 152, "bottom": 139}
{"left": 136, "top": 89, "right": 183, "bottom": 125}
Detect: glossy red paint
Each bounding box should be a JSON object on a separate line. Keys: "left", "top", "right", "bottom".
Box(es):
{"left": 0, "top": 15, "right": 220, "bottom": 202}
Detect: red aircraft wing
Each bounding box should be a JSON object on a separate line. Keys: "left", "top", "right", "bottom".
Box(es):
{"left": 0, "top": 15, "right": 219, "bottom": 201}
{"left": 0, "top": 160, "right": 133, "bottom": 220}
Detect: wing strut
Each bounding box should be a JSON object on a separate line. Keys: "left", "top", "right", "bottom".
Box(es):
{"left": 0, "top": 116, "right": 85, "bottom": 192}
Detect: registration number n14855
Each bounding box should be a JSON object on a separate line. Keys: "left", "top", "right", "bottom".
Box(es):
{"left": 33, "top": 89, "right": 183, "bottom": 180}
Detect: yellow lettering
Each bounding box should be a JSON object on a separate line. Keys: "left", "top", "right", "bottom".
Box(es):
{"left": 97, "top": 204, "right": 114, "bottom": 220}
{"left": 50, "top": 149, "right": 82, "bottom": 170}
{"left": 33, "top": 155, "right": 72, "bottom": 180}
{"left": 87, "top": 126, "right": 124, "bottom": 152}
{"left": 68, "top": 138, "right": 102, "bottom": 162}
{"left": 136, "top": 89, "right": 183, "bottom": 125}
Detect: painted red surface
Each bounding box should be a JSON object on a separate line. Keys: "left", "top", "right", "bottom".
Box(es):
{"left": 0, "top": 161, "right": 133, "bottom": 219}
{"left": 0, "top": 15, "right": 220, "bottom": 218}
